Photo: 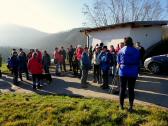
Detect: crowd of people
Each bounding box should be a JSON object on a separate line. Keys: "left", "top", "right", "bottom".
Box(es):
{"left": 7, "top": 36, "right": 145, "bottom": 111}
{"left": 8, "top": 48, "right": 51, "bottom": 89}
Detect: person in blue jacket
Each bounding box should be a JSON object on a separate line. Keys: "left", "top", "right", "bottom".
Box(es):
{"left": 10, "top": 51, "right": 19, "bottom": 84}
{"left": 117, "top": 37, "right": 140, "bottom": 111}
{"left": 99, "top": 46, "right": 111, "bottom": 89}
{"left": 80, "top": 47, "right": 91, "bottom": 88}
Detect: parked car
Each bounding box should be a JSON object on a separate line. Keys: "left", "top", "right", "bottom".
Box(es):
{"left": 144, "top": 54, "right": 168, "bottom": 74}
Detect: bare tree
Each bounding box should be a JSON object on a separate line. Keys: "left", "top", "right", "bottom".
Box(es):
{"left": 82, "top": 0, "right": 166, "bottom": 27}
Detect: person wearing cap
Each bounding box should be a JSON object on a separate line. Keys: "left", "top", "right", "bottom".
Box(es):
{"left": 92, "top": 46, "right": 101, "bottom": 84}
{"left": 18, "top": 48, "right": 29, "bottom": 81}
{"left": 99, "top": 46, "right": 111, "bottom": 89}
{"left": 117, "top": 37, "right": 140, "bottom": 111}
{"left": 80, "top": 47, "right": 91, "bottom": 88}
{"left": 28, "top": 52, "right": 43, "bottom": 89}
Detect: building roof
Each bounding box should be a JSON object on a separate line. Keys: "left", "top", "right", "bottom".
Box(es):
{"left": 80, "top": 21, "right": 168, "bottom": 33}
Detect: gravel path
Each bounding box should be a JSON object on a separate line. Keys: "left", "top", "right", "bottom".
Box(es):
{"left": 0, "top": 72, "right": 168, "bottom": 108}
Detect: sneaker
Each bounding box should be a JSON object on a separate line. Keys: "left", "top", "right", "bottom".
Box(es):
{"left": 119, "top": 106, "right": 124, "bottom": 110}
{"left": 13, "top": 81, "right": 19, "bottom": 85}
{"left": 128, "top": 107, "right": 134, "bottom": 113}
{"left": 37, "top": 84, "right": 42, "bottom": 89}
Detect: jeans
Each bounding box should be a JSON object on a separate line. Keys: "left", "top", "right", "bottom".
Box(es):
{"left": 12, "top": 68, "right": 18, "bottom": 84}
{"left": 69, "top": 58, "right": 73, "bottom": 70}
{"left": 93, "top": 64, "right": 100, "bottom": 82}
{"left": 102, "top": 70, "right": 108, "bottom": 87}
{"left": 61, "top": 60, "right": 66, "bottom": 72}
{"left": 111, "top": 65, "right": 116, "bottom": 75}
{"left": 56, "top": 63, "right": 61, "bottom": 75}
{"left": 119, "top": 76, "right": 136, "bottom": 107}
{"left": 19, "top": 68, "right": 29, "bottom": 80}
{"left": 81, "top": 69, "right": 88, "bottom": 87}
{"left": 32, "top": 74, "right": 42, "bottom": 86}
{"left": 73, "top": 62, "right": 79, "bottom": 76}
{"left": 44, "top": 65, "right": 50, "bottom": 73}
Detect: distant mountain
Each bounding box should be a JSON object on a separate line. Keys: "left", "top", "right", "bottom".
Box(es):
{"left": 0, "top": 46, "right": 29, "bottom": 62}
{"left": 0, "top": 24, "right": 49, "bottom": 48}
{"left": 0, "top": 24, "right": 87, "bottom": 51}
{"left": 35, "top": 28, "right": 87, "bottom": 51}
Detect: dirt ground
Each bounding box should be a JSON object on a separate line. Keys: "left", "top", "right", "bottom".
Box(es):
{"left": 0, "top": 71, "right": 168, "bottom": 108}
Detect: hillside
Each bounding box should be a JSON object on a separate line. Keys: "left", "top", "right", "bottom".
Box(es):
{"left": 0, "top": 24, "right": 48, "bottom": 48}
{"left": 0, "top": 24, "right": 86, "bottom": 51}
{"left": 34, "top": 28, "right": 86, "bottom": 51}
{"left": 0, "top": 47, "right": 29, "bottom": 62}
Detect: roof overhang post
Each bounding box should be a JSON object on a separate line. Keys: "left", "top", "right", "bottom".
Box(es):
{"left": 87, "top": 35, "right": 90, "bottom": 48}
{"left": 84, "top": 31, "right": 90, "bottom": 48}
{"left": 80, "top": 30, "right": 90, "bottom": 48}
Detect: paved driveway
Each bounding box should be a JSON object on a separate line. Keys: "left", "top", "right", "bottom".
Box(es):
{"left": 0, "top": 72, "right": 168, "bottom": 108}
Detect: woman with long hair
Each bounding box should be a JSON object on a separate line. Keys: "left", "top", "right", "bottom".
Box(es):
{"left": 117, "top": 37, "right": 140, "bottom": 112}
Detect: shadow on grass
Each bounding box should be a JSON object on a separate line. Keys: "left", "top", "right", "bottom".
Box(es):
{"left": 1, "top": 70, "right": 168, "bottom": 108}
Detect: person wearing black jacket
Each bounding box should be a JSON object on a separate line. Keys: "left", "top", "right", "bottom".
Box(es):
{"left": 68, "top": 45, "right": 74, "bottom": 71}
{"left": 135, "top": 42, "right": 145, "bottom": 66}
{"left": 18, "top": 48, "right": 29, "bottom": 80}
{"left": 42, "top": 50, "right": 51, "bottom": 73}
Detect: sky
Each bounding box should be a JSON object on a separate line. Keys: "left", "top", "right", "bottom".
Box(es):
{"left": 0, "top": 0, "right": 167, "bottom": 33}
{"left": 0, "top": 0, "right": 93, "bottom": 33}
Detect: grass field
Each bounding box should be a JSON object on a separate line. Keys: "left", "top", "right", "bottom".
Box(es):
{"left": 0, "top": 93, "right": 167, "bottom": 126}
{"left": 1, "top": 64, "right": 10, "bottom": 74}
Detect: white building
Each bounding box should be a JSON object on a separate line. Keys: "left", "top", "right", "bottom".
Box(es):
{"left": 80, "top": 21, "right": 168, "bottom": 49}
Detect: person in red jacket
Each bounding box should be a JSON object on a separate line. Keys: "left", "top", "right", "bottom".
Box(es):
{"left": 28, "top": 52, "right": 43, "bottom": 89}
{"left": 76, "top": 45, "right": 83, "bottom": 77}
{"left": 36, "top": 49, "right": 42, "bottom": 63}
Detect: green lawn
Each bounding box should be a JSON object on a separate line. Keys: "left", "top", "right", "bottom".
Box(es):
{"left": 1, "top": 64, "right": 10, "bottom": 74}
{"left": 0, "top": 93, "right": 167, "bottom": 126}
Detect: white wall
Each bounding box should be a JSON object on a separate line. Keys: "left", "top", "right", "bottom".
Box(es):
{"left": 88, "top": 26, "right": 162, "bottom": 49}
{"left": 89, "top": 27, "right": 131, "bottom": 49}
{"left": 130, "top": 26, "right": 162, "bottom": 49}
